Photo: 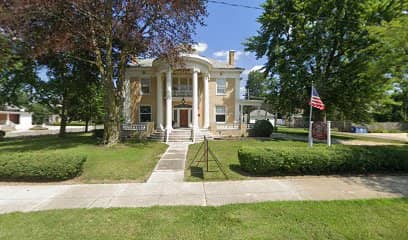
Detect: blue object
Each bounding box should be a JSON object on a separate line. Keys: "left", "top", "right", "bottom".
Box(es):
{"left": 351, "top": 126, "right": 368, "bottom": 133}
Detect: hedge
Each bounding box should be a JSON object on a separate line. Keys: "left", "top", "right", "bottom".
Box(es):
{"left": 238, "top": 145, "right": 408, "bottom": 175}
{"left": 0, "top": 153, "right": 86, "bottom": 181}
{"left": 251, "top": 120, "right": 274, "bottom": 137}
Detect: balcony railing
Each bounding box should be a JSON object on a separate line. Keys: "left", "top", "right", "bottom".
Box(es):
{"left": 173, "top": 89, "right": 192, "bottom": 97}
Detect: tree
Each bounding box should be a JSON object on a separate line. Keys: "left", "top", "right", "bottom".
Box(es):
{"left": 36, "top": 53, "right": 100, "bottom": 136}
{"left": 0, "top": 34, "right": 37, "bottom": 107}
{"left": 245, "top": 0, "right": 405, "bottom": 122}
{"left": 368, "top": 14, "right": 408, "bottom": 121}
{"left": 0, "top": 1, "right": 207, "bottom": 145}
{"left": 246, "top": 70, "right": 268, "bottom": 99}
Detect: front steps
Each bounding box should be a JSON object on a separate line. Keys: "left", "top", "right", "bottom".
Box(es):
{"left": 148, "top": 128, "right": 213, "bottom": 143}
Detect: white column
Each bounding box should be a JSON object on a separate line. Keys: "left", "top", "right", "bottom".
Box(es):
{"left": 123, "top": 77, "right": 130, "bottom": 123}
{"left": 203, "top": 72, "right": 210, "bottom": 128}
{"left": 235, "top": 77, "right": 241, "bottom": 123}
{"left": 166, "top": 68, "right": 172, "bottom": 131}
{"left": 156, "top": 72, "right": 163, "bottom": 129}
{"left": 192, "top": 69, "right": 199, "bottom": 129}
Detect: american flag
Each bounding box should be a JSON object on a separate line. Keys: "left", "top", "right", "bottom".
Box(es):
{"left": 309, "top": 86, "right": 325, "bottom": 110}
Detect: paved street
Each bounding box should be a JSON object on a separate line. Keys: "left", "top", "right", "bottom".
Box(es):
{"left": 0, "top": 175, "right": 406, "bottom": 214}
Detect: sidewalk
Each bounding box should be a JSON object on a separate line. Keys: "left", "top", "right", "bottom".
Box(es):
{"left": 0, "top": 175, "right": 406, "bottom": 214}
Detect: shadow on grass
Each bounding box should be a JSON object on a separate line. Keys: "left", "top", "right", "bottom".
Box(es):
{"left": 0, "top": 133, "right": 97, "bottom": 153}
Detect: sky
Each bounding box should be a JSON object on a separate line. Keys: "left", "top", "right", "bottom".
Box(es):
{"left": 38, "top": 1, "right": 267, "bottom": 84}
{"left": 194, "top": 0, "right": 266, "bottom": 87}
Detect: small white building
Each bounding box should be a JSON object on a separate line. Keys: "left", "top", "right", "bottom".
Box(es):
{"left": 0, "top": 105, "right": 33, "bottom": 130}
{"left": 249, "top": 109, "right": 275, "bottom": 126}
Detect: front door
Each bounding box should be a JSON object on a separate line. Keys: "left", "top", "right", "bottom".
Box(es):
{"left": 180, "top": 110, "right": 189, "bottom": 128}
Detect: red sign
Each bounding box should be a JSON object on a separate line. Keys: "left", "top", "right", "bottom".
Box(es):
{"left": 312, "top": 122, "right": 327, "bottom": 140}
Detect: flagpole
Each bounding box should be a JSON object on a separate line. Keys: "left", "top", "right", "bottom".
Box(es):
{"left": 308, "top": 81, "right": 314, "bottom": 148}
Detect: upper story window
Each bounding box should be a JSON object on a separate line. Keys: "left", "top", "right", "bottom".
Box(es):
{"left": 141, "top": 79, "right": 150, "bottom": 95}
{"left": 140, "top": 105, "right": 152, "bottom": 122}
{"left": 216, "top": 79, "right": 226, "bottom": 95}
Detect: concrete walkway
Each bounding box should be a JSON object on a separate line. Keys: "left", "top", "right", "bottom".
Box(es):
{"left": 0, "top": 176, "right": 407, "bottom": 214}
{"left": 147, "top": 142, "right": 190, "bottom": 183}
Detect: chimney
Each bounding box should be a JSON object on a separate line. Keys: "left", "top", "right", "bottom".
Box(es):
{"left": 228, "top": 50, "right": 235, "bottom": 66}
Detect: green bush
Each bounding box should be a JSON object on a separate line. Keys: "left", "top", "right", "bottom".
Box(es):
{"left": 93, "top": 129, "right": 104, "bottom": 138}
{"left": 0, "top": 130, "right": 5, "bottom": 140}
{"left": 251, "top": 120, "right": 273, "bottom": 137}
{"left": 0, "top": 153, "right": 86, "bottom": 181}
{"left": 238, "top": 145, "right": 408, "bottom": 175}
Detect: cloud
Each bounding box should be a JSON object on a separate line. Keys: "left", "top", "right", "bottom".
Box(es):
{"left": 212, "top": 50, "right": 250, "bottom": 61}
{"left": 242, "top": 65, "right": 264, "bottom": 76}
{"left": 192, "top": 42, "right": 208, "bottom": 53}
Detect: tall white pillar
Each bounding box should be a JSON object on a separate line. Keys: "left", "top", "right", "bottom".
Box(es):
{"left": 156, "top": 72, "right": 163, "bottom": 129}
{"left": 192, "top": 69, "right": 199, "bottom": 129}
{"left": 203, "top": 72, "right": 210, "bottom": 128}
{"left": 166, "top": 68, "right": 172, "bottom": 131}
{"left": 235, "top": 77, "right": 241, "bottom": 123}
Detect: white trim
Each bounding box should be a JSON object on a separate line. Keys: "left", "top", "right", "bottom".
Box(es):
{"left": 215, "top": 105, "right": 227, "bottom": 123}
{"left": 140, "top": 78, "right": 151, "bottom": 96}
{"left": 216, "top": 79, "right": 227, "bottom": 96}
{"left": 139, "top": 104, "right": 153, "bottom": 123}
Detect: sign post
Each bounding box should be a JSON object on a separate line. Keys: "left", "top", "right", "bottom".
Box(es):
{"left": 327, "top": 121, "right": 331, "bottom": 147}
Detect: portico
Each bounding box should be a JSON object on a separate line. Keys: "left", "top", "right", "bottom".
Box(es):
{"left": 153, "top": 54, "right": 211, "bottom": 133}
{"left": 124, "top": 51, "right": 244, "bottom": 138}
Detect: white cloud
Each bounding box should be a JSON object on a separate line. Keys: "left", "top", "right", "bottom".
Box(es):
{"left": 212, "top": 50, "right": 250, "bottom": 61}
{"left": 192, "top": 42, "right": 208, "bottom": 53}
{"left": 242, "top": 65, "right": 264, "bottom": 76}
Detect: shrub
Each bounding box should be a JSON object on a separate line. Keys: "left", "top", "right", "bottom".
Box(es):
{"left": 238, "top": 145, "right": 408, "bottom": 175}
{"left": 0, "top": 130, "right": 5, "bottom": 140}
{"left": 251, "top": 120, "right": 273, "bottom": 137}
{"left": 0, "top": 153, "right": 86, "bottom": 181}
{"left": 93, "top": 129, "right": 104, "bottom": 138}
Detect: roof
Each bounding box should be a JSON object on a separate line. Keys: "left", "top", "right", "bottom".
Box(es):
{"left": 128, "top": 55, "right": 244, "bottom": 70}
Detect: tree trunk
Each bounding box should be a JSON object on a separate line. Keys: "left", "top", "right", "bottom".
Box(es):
{"left": 59, "top": 105, "right": 67, "bottom": 137}
{"left": 84, "top": 118, "right": 89, "bottom": 133}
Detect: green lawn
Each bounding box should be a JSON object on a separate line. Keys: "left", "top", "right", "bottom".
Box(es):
{"left": 0, "top": 134, "right": 167, "bottom": 183}
{"left": 0, "top": 198, "right": 407, "bottom": 239}
{"left": 278, "top": 126, "right": 407, "bottom": 144}
{"left": 186, "top": 139, "right": 312, "bottom": 181}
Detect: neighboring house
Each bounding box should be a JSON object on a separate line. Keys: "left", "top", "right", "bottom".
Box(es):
{"left": 48, "top": 114, "right": 61, "bottom": 125}
{"left": 249, "top": 109, "right": 275, "bottom": 126}
{"left": 0, "top": 105, "right": 33, "bottom": 130}
{"left": 123, "top": 50, "right": 244, "bottom": 133}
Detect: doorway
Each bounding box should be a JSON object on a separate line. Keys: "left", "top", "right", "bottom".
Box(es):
{"left": 180, "top": 109, "right": 189, "bottom": 128}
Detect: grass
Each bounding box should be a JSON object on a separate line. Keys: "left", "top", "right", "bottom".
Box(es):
{"left": 0, "top": 134, "right": 167, "bottom": 183}
{"left": 185, "top": 138, "right": 407, "bottom": 181}
{"left": 186, "top": 139, "right": 311, "bottom": 181}
{"left": 278, "top": 126, "right": 407, "bottom": 144}
{"left": 0, "top": 198, "right": 407, "bottom": 239}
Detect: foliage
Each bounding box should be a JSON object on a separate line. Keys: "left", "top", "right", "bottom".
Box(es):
{"left": 238, "top": 145, "right": 408, "bottom": 175}
{"left": 0, "top": 134, "right": 167, "bottom": 183}
{"left": 35, "top": 53, "right": 101, "bottom": 136}
{"left": 0, "top": 34, "right": 38, "bottom": 107}
{"left": 245, "top": 0, "right": 406, "bottom": 122}
{"left": 0, "top": 1, "right": 207, "bottom": 145}
{"left": 0, "top": 153, "right": 86, "bottom": 181}
{"left": 0, "top": 130, "right": 5, "bottom": 139}
{"left": 250, "top": 120, "right": 274, "bottom": 137}
{"left": 246, "top": 70, "right": 268, "bottom": 98}
{"left": 368, "top": 14, "right": 408, "bottom": 121}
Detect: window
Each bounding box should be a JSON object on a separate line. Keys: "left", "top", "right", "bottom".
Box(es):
{"left": 215, "top": 106, "right": 226, "bottom": 123}
{"left": 141, "top": 79, "right": 150, "bottom": 95}
{"left": 140, "top": 105, "right": 152, "bottom": 122}
{"left": 216, "top": 79, "right": 226, "bottom": 95}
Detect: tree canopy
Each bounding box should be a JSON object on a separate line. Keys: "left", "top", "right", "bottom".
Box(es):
{"left": 245, "top": 0, "right": 406, "bottom": 122}
{"left": 0, "top": 0, "right": 207, "bottom": 144}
